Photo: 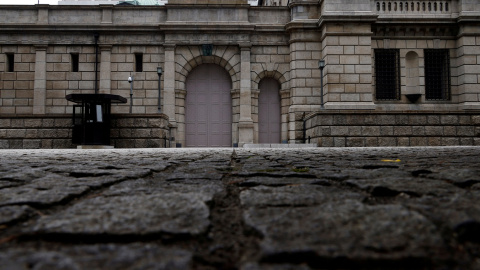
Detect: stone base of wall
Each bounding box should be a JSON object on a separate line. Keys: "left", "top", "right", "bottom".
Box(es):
{"left": 305, "top": 112, "right": 480, "bottom": 147}
{"left": 0, "top": 114, "right": 170, "bottom": 149}
{"left": 111, "top": 115, "right": 171, "bottom": 148}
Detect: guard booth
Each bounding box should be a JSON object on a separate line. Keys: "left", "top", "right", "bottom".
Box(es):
{"left": 66, "top": 94, "right": 127, "bottom": 146}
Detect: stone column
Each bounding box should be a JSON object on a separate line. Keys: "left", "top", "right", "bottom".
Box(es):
{"left": 99, "top": 45, "right": 112, "bottom": 94}
{"left": 163, "top": 44, "right": 177, "bottom": 145}
{"left": 238, "top": 44, "right": 254, "bottom": 146}
{"left": 33, "top": 45, "right": 47, "bottom": 115}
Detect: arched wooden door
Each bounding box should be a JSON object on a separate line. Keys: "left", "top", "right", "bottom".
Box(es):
{"left": 258, "top": 78, "right": 281, "bottom": 144}
{"left": 185, "top": 64, "right": 232, "bottom": 147}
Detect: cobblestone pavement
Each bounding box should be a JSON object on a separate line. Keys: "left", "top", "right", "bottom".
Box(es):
{"left": 1, "top": 147, "right": 480, "bottom": 269}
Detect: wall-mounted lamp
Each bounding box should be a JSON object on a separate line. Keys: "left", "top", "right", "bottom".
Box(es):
{"left": 318, "top": 60, "right": 326, "bottom": 108}
{"left": 157, "top": 67, "right": 163, "bottom": 113}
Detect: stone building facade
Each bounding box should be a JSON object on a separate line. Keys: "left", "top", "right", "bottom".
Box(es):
{"left": 0, "top": 0, "right": 479, "bottom": 148}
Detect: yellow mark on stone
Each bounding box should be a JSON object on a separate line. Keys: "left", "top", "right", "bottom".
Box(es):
{"left": 381, "top": 159, "right": 401, "bottom": 162}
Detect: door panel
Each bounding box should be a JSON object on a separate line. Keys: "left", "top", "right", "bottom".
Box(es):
{"left": 185, "top": 64, "right": 232, "bottom": 147}
{"left": 259, "top": 78, "right": 281, "bottom": 144}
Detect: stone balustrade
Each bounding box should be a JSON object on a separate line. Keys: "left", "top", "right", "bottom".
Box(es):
{"left": 375, "top": 1, "right": 452, "bottom": 15}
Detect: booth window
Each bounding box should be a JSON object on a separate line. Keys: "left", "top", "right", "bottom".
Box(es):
{"left": 135, "top": 53, "right": 143, "bottom": 72}
{"left": 374, "top": 49, "right": 400, "bottom": 100}
{"left": 71, "top": 53, "right": 79, "bottom": 72}
{"left": 5, "top": 53, "right": 14, "bottom": 72}
{"left": 425, "top": 49, "right": 451, "bottom": 100}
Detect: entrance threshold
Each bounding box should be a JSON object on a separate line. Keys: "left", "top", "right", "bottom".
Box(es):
{"left": 243, "top": 144, "right": 317, "bottom": 148}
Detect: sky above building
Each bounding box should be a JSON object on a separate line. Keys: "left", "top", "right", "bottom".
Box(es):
{"left": 0, "top": 0, "right": 58, "bottom": 4}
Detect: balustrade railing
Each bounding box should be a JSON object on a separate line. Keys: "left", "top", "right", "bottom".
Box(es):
{"left": 375, "top": 1, "right": 452, "bottom": 15}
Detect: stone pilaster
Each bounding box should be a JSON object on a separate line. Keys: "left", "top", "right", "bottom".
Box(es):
{"left": 99, "top": 45, "right": 112, "bottom": 94}
{"left": 163, "top": 44, "right": 177, "bottom": 145}
{"left": 319, "top": 0, "right": 377, "bottom": 110}
{"left": 33, "top": 45, "right": 47, "bottom": 115}
{"left": 238, "top": 43, "right": 254, "bottom": 146}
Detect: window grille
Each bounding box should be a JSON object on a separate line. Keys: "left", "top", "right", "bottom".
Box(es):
{"left": 135, "top": 53, "right": 143, "bottom": 72}
{"left": 375, "top": 49, "right": 400, "bottom": 100}
{"left": 425, "top": 49, "right": 450, "bottom": 100}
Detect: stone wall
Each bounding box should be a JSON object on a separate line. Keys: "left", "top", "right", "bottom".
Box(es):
{"left": 305, "top": 112, "right": 480, "bottom": 147}
{"left": 0, "top": 114, "right": 170, "bottom": 149}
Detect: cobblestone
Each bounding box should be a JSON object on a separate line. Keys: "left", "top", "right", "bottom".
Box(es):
{"left": 0, "top": 147, "right": 480, "bottom": 269}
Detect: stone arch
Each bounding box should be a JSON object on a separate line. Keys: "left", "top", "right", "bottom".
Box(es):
{"left": 173, "top": 46, "right": 242, "bottom": 146}
{"left": 174, "top": 46, "right": 241, "bottom": 92}
{"left": 252, "top": 70, "right": 290, "bottom": 143}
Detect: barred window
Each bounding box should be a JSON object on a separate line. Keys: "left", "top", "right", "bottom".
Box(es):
{"left": 374, "top": 49, "right": 400, "bottom": 100}
{"left": 425, "top": 49, "right": 451, "bottom": 100}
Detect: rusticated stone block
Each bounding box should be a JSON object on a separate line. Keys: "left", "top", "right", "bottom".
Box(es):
{"left": 427, "top": 137, "right": 442, "bottom": 146}
{"left": 362, "top": 126, "right": 380, "bottom": 136}
{"left": 460, "top": 138, "right": 474, "bottom": 145}
{"left": 425, "top": 126, "right": 443, "bottom": 136}
{"left": 42, "top": 119, "right": 55, "bottom": 128}
{"left": 412, "top": 126, "right": 425, "bottom": 136}
{"left": 0, "top": 119, "right": 11, "bottom": 128}
{"left": 346, "top": 137, "right": 364, "bottom": 147}
{"left": 348, "top": 126, "right": 362, "bottom": 136}
{"left": 397, "top": 137, "right": 410, "bottom": 146}
{"left": 457, "top": 126, "right": 475, "bottom": 136}
{"left": 441, "top": 115, "right": 458, "bottom": 125}
{"left": 41, "top": 139, "right": 53, "bottom": 149}
{"left": 365, "top": 137, "right": 378, "bottom": 147}
{"left": 427, "top": 115, "right": 440, "bottom": 125}
{"left": 116, "top": 118, "right": 134, "bottom": 128}
{"left": 25, "top": 130, "right": 38, "bottom": 138}
{"left": 320, "top": 137, "right": 334, "bottom": 147}
{"left": 133, "top": 129, "right": 152, "bottom": 138}
{"left": 474, "top": 138, "right": 480, "bottom": 146}
{"left": 10, "top": 140, "right": 23, "bottom": 149}
{"left": 321, "top": 127, "right": 331, "bottom": 136}
{"left": 331, "top": 126, "right": 348, "bottom": 136}
{"left": 115, "top": 139, "right": 135, "bottom": 148}
{"left": 442, "top": 137, "right": 460, "bottom": 146}
{"left": 23, "top": 140, "right": 42, "bottom": 149}
{"left": 11, "top": 119, "right": 24, "bottom": 128}
{"left": 378, "top": 137, "right": 396, "bottom": 147}
{"left": 395, "top": 115, "right": 409, "bottom": 125}
{"left": 409, "top": 115, "right": 427, "bottom": 125}
{"left": 443, "top": 126, "right": 456, "bottom": 136}
{"left": 6, "top": 129, "right": 26, "bottom": 138}
{"left": 54, "top": 118, "right": 71, "bottom": 127}
{"left": 410, "top": 137, "right": 427, "bottom": 146}
{"left": 0, "top": 129, "right": 6, "bottom": 138}
{"left": 377, "top": 115, "right": 395, "bottom": 125}
{"left": 0, "top": 140, "right": 8, "bottom": 149}
{"left": 52, "top": 139, "right": 73, "bottom": 149}
{"left": 133, "top": 118, "right": 149, "bottom": 128}
{"left": 394, "top": 126, "right": 412, "bottom": 136}
{"left": 149, "top": 118, "right": 167, "bottom": 128}
{"left": 459, "top": 115, "right": 472, "bottom": 125}
{"left": 334, "top": 137, "right": 346, "bottom": 147}
{"left": 380, "top": 126, "right": 394, "bottom": 136}
{"left": 319, "top": 115, "right": 333, "bottom": 125}
{"left": 24, "top": 119, "right": 43, "bottom": 128}
{"left": 333, "top": 115, "right": 347, "bottom": 125}
{"left": 472, "top": 115, "right": 480, "bottom": 125}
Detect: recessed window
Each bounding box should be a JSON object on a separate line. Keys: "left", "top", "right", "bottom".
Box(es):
{"left": 374, "top": 49, "right": 401, "bottom": 100}
{"left": 71, "top": 53, "right": 79, "bottom": 72}
{"left": 425, "top": 49, "right": 451, "bottom": 100}
{"left": 6, "top": 53, "right": 14, "bottom": 72}
{"left": 135, "top": 53, "right": 143, "bottom": 72}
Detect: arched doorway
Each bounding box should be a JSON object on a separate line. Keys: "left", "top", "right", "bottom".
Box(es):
{"left": 258, "top": 78, "right": 281, "bottom": 144}
{"left": 185, "top": 64, "right": 232, "bottom": 147}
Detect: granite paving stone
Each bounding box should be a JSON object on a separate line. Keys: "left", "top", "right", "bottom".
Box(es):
{"left": 0, "top": 147, "right": 479, "bottom": 269}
